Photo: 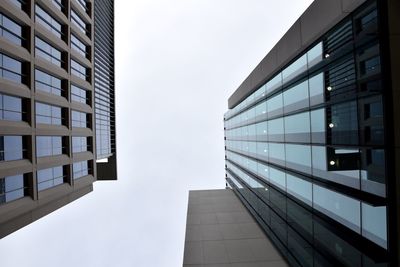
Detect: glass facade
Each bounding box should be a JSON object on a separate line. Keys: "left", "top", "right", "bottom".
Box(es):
{"left": 71, "top": 110, "right": 89, "bottom": 128}
{"left": 71, "top": 9, "right": 89, "bottom": 37}
{"left": 35, "top": 102, "right": 65, "bottom": 126}
{"left": 224, "top": 1, "right": 389, "bottom": 266}
{"left": 36, "top": 136, "right": 63, "bottom": 157}
{"left": 35, "top": 69, "right": 64, "bottom": 97}
{"left": 0, "top": 12, "right": 23, "bottom": 46}
{"left": 71, "top": 34, "right": 89, "bottom": 59}
{"left": 0, "top": 53, "right": 23, "bottom": 84}
{"left": 72, "top": 136, "right": 89, "bottom": 153}
{"left": 71, "top": 59, "right": 89, "bottom": 82}
{"left": 35, "top": 37, "right": 63, "bottom": 68}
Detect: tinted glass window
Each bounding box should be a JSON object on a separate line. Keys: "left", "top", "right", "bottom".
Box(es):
{"left": 313, "top": 185, "right": 361, "bottom": 233}
{"left": 35, "top": 69, "right": 63, "bottom": 96}
{"left": 284, "top": 112, "right": 310, "bottom": 143}
{"left": 0, "top": 13, "right": 23, "bottom": 46}
{"left": 37, "top": 166, "right": 64, "bottom": 191}
{"left": 283, "top": 80, "right": 309, "bottom": 113}
{"left": 0, "top": 94, "right": 22, "bottom": 121}
{"left": 0, "top": 174, "right": 25, "bottom": 203}
{"left": 0, "top": 136, "right": 23, "bottom": 161}
{"left": 0, "top": 53, "right": 22, "bottom": 83}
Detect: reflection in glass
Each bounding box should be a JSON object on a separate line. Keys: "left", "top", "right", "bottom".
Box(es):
{"left": 361, "top": 204, "right": 387, "bottom": 249}
{"left": 283, "top": 80, "right": 309, "bottom": 113}
{"left": 284, "top": 112, "right": 310, "bottom": 143}
{"left": 309, "top": 73, "right": 324, "bottom": 106}
{"left": 282, "top": 54, "right": 307, "bottom": 84}
{"left": 313, "top": 185, "right": 361, "bottom": 233}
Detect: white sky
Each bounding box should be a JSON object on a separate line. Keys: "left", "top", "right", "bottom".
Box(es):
{"left": 0, "top": 0, "right": 312, "bottom": 266}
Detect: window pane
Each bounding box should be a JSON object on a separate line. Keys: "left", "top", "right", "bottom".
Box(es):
{"left": 284, "top": 112, "right": 310, "bottom": 143}
{"left": 313, "top": 185, "right": 361, "bottom": 233}
{"left": 286, "top": 174, "right": 312, "bottom": 205}
{"left": 362, "top": 204, "right": 387, "bottom": 248}
{"left": 283, "top": 80, "right": 309, "bottom": 113}
{"left": 285, "top": 144, "right": 311, "bottom": 174}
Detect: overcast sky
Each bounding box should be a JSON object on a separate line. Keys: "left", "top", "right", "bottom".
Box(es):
{"left": 0, "top": 0, "right": 312, "bottom": 266}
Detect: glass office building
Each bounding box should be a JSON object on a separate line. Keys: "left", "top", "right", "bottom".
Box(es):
{"left": 224, "top": 0, "right": 399, "bottom": 266}
{"left": 0, "top": 0, "right": 116, "bottom": 238}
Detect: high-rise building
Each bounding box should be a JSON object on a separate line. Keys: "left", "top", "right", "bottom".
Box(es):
{"left": 222, "top": 0, "right": 399, "bottom": 266}
{"left": 0, "top": 0, "right": 116, "bottom": 238}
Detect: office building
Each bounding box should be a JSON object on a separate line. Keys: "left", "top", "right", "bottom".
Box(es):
{"left": 0, "top": 0, "right": 116, "bottom": 238}
{"left": 183, "top": 189, "right": 288, "bottom": 266}
{"left": 223, "top": 0, "right": 399, "bottom": 266}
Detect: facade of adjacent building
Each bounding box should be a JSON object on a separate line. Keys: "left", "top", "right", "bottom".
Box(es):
{"left": 0, "top": 0, "right": 116, "bottom": 238}
{"left": 224, "top": 0, "right": 399, "bottom": 266}
{"left": 183, "top": 189, "right": 289, "bottom": 266}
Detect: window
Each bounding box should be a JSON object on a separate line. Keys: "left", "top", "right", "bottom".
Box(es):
{"left": 71, "top": 34, "right": 89, "bottom": 59}
{"left": 52, "top": 0, "right": 64, "bottom": 12}
{"left": 269, "top": 166, "right": 286, "bottom": 190}
{"left": 35, "top": 5, "right": 63, "bottom": 39}
{"left": 73, "top": 160, "right": 89, "bottom": 179}
{"left": 361, "top": 204, "right": 387, "bottom": 248}
{"left": 35, "top": 69, "right": 64, "bottom": 96}
{"left": 308, "top": 73, "right": 324, "bottom": 106}
{"left": 9, "top": 0, "right": 29, "bottom": 13}
{"left": 76, "top": 0, "right": 90, "bottom": 14}
{"left": 71, "top": 110, "right": 89, "bottom": 128}
{"left": 312, "top": 146, "right": 360, "bottom": 189}
{"left": 269, "top": 143, "right": 285, "bottom": 166}
{"left": 35, "top": 102, "right": 64, "bottom": 125}
{"left": 283, "top": 80, "right": 309, "bottom": 113}
{"left": 0, "top": 53, "right": 23, "bottom": 83}
{"left": 256, "top": 142, "right": 268, "bottom": 161}
{"left": 0, "top": 174, "right": 27, "bottom": 204}
{"left": 71, "top": 59, "right": 89, "bottom": 81}
{"left": 72, "top": 136, "right": 88, "bottom": 153}
{"left": 0, "top": 94, "right": 23, "bottom": 121}
{"left": 267, "top": 93, "right": 283, "bottom": 118}
{"left": 36, "top": 136, "right": 63, "bottom": 157}
{"left": 310, "top": 108, "right": 326, "bottom": 144}
{"left": 0, "top": 136, "right": 23, "bottom": 161}
{"left": 285, "top": 144, "right": 312, "bottom": 174}
{"left": 284, "top": 112, "right": 311, "bottom": 143}
{"left": 286, "top": 174, "right": 312, "bottom": 205}
{"left": 255, "top": 101, "right": 267, "bottom": 121}
{"left": 313, "top": 185, "right": 361, "bottom": 233}
{"left": 329, "top": 101, "right": 358, "bottom": 145}
{"left": 255, "top": 121, "right": 267, "bottom": 142}
{"left": 266, "top": 73, "right": 282, "bottom": 94}
{"left": 71, "top": 84, "right": 89, "bottom": 104}
{"left": 268, "top": 117, "right": 284, "bottom": 142}
{"left": 35, "top": 37, "right": 63, "bottom": 67}
{"left": 37, "top": 166, "right": 65, "bottom": 191}
{"left": 307, "top": 42, "right": 323, "bottom": 68}
{"left": 71, "top": 9, "right": 89, "bottom": 37}
{"left": 282, "top": 54, "right": 307, "bottom": 84}
{"left": 0, "top": 13, "right": 23, "bottom": 46}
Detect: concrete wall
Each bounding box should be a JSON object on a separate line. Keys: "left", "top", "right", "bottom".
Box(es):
{"left": 183, "top": 189, "right": 288, "bottom": 266}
